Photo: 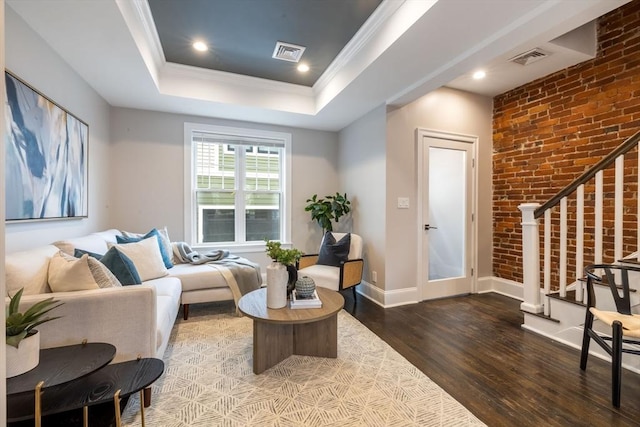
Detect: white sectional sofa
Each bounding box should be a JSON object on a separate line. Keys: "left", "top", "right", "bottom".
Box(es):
{"left": 5, "top": 229, "right": 253, "bottom": 363}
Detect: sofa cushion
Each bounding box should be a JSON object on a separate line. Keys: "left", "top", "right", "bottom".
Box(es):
{"left": 6, "top": 245, "right": 60, "bottom": 296}
{"left": 117, "top": 229, "right": 173, "bottom": 269}
{"left": 168, "top": 263, "right": 229, "bottom": 292}
{"left": 297, "top": 264, "right": 340, "bottom": 291}
{"left": 100, "top": 247, "right": 142, "bottom": 285}
{"left": 144, "top": 276, "right": 182, "bottom": 299}
{"left": 110, "top": 238, "right": 168, "bottom": 282}
{"left": 317, "top": 232, "right": 351, "bottom": 267}
{"left": 155, "top": 295, "right": 177, "bottom": 352}
{"left": 48, "top": 252, "right": 100, "bottom": 292}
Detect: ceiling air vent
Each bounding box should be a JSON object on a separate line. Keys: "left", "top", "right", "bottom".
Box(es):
{"left": 272, "top": 41, "right": 306, "bottom": 63}
{"left": 509, "top": 48, "right": 551, "bottom": 66}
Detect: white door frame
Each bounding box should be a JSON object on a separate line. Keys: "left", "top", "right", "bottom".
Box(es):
{"left": 415, "top": 128, "right": 478, "bottom": 300}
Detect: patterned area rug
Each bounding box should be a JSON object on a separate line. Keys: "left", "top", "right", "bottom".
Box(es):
{"left": 121, "top": 303, "right": 485, "bottom": 426}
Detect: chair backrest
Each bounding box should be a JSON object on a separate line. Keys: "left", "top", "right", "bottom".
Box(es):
{"left": 584, "top": 264, "right": 640, "bottom": 315}
{"left": 327, "top": 232, "right": 363, "bottom": 260}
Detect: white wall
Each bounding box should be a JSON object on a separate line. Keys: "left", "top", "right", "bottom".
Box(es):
{"left": 386, "top": 87, "right": 493, "bottom": 295}
{"left": 4, "top": 6, "right": 112, "bottom": 252}
{"left": 1, "top": 0, "right": 7, "bottom": 416}
{"left": 109, "top": 107, "right": 339, "bottom": 263}
{"left": 339, "top": 105, "right": 387, "bottom": 288}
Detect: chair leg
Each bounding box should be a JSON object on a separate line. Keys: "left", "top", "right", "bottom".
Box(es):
{"left": 183, "top": 304, "right": 190, "bottom": 320}
{"left": 580, "top": 311, "right": 594, "bottom": 370}
{"left": 612, "top": 320, "right": 623, "bottom": 408}
{"left": 352, "top": 286, "right": 357, "bottom": 304}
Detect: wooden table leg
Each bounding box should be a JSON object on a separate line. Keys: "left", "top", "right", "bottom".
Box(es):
{"left": 294, "top": 314, "right": 338, "bottom": 358}
{"left": 253, "top": 320, "right": 293, "bottom": 374}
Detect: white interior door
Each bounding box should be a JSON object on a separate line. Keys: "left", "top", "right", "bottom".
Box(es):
{"left": 420, "top": 134, "right": 474, "bottom": 300}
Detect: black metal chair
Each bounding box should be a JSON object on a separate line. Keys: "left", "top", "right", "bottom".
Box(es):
{"left": 580, "top": 264, "right": 640, "bottom": 407}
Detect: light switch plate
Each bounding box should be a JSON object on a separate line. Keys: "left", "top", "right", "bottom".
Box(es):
{"left": 397, "top": 197, "right": 410, "bottom": 209}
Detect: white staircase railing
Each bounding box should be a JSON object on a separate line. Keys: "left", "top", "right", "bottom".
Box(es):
{"left": 520, "top": 130, "right": 640, "bottom": 318}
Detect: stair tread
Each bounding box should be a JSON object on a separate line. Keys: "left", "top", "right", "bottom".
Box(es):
{"left": 522, "top": 310, "right": 560, "bottom": 323}
{"left": 547, "top": 290, "right": 587, "bottom": 307}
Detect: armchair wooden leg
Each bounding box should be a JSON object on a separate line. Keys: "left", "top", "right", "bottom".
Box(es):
{"left": 612, "top": 321, "right": 623, "bottom": 408}
{"left": 352, "top": 286, "right": 357, "bottom": 304}
{"left": 580, "top": 311, "right": 594, "bottom": 370}
{"left": 183, "top": 304, "right": 190, "bottom": 320}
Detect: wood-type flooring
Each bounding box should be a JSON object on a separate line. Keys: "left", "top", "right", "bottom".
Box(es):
{"left": 344, "top": 291, "right": 640, "bottom": 427}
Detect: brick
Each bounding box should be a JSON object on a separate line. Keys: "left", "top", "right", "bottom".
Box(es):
{"left": 492, "top": 1, "right": 640, "bottom": 283}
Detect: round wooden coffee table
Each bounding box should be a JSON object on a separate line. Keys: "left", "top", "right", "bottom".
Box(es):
{"left": 238, "top": 287, "right": 344, "bottom": 374}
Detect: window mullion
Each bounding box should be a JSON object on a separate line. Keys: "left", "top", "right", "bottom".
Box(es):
{"left": 236, "top": 147, "right": 246, "bottom": 243}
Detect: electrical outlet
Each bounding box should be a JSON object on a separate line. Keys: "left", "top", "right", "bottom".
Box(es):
{"left": 372, "top": 271, "right": 377, "bottom": 282}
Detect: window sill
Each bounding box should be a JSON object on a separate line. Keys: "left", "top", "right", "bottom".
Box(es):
{"left": 191, "top": 241, "right": 294, "bottom": 254}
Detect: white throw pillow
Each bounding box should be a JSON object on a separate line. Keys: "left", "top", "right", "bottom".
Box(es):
{"left": 48, "top": 252, "right": 100, "bottom": 292}
{"left": 110, "top": 237, "right": 168, "bottom": 281}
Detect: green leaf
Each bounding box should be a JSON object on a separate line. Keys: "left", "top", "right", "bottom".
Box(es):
{"left": 6, "top": 330, "right": 27, "bottom": 348}
{"left": 8, "top": 288, "right": 24, "bottom": 316}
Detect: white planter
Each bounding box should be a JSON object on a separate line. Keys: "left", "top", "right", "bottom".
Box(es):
{"left": 266, "top": 262, "right": 288, "bottom": 309}
{"left": 6, "top": 331, "right": 40, "bottom": 378}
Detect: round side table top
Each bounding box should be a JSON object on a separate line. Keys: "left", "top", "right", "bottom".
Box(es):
{"left": 7, "top": 342, "right": 116, "bottom": 395}
{"left": 238, "top": 287, "right": 344, "bottom": 324}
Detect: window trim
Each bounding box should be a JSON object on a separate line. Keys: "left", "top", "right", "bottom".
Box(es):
{"left": 184, "top": 122, "right": 292, "bottom": 250}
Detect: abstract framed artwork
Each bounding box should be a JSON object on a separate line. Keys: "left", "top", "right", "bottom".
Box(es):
{"left": 5, "top": 70, "right": 88, "bottom": 221}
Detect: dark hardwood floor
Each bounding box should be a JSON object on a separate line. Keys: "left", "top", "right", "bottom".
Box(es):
{"left": 341, "top": 291, "right": 640, "bottom": 427}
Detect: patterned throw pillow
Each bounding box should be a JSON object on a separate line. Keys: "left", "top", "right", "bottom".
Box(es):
{"left": 86, "top": 256, "right": 122, "bottom": 288}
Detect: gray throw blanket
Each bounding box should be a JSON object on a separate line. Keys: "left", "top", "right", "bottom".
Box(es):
{"left": 173, "top": 242, "right": 262, "bottom": 313}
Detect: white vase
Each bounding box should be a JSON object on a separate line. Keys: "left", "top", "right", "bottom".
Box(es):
{"left": 266, "top": 262, "right": 288, "bottom": 309}
{"left": 6, "top": 331, "right": 40, "bottom": 378}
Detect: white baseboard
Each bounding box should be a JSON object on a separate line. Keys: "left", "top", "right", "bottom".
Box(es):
{"left": 358, "top": 276, "right": 524, "bottom": 308}
{"left": 357, "top": 281, "right": 419, "bottom": 308}
{"left": 477, "top": 276, "right": 523, "bottom": 301}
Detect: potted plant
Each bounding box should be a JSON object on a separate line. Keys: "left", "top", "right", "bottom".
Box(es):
{"left": 264, "top": 240, "right": 303, "bottom": 309}
{"left": 6, "top": 288, "right": 63, "bottom": 377}
{"left": 305, "top": 192, "right": 351, "bottom": 233}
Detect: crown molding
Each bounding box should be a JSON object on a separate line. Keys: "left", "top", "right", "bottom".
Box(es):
{"left": 313, "top": 0, "right": 405, "bottom": 94}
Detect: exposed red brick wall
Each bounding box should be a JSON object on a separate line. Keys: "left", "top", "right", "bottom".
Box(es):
{"left": 493, "top": 0, "right": 640, "bottom": 285}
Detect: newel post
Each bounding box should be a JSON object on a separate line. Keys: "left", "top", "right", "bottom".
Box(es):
{"left": 519, "top": 203, "right": 543, "bottom": 313}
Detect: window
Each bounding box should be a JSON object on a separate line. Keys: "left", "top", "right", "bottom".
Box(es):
{"left": 184, "top": 123, "right": 291, "bottom": 247}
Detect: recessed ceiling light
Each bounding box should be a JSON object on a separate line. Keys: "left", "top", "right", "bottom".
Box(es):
{"left": 193, "top": 41, "right": 208, "bottom": 52}
{"left": 297, "top": 63, "right": 310, "bottom": 73}
{"left": 473, "top": 70, "right": 486, "bottom": 80}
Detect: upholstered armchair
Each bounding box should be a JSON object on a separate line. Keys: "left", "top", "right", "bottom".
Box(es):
{"left": 297, "top": 232, "right": 364, "bottom": 299}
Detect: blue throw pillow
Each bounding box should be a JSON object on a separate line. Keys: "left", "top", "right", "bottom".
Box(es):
{"left": 100, "top": 247, "right": 142, "bottom": 285}
{"left": 116, "top": 229, "right": 173, "bottom": 269}
{"left": 317, "top": 232, "right": 351, "bottom": 267}
{"left": 74, "top": 248, "right": 103, "bottom": 259}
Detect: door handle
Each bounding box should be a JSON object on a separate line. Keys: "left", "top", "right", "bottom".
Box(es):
{"left": 424, "top": 224, "right": 438, "bottom": 230}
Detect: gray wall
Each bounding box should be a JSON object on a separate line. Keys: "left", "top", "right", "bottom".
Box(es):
{"left": 386, "top": 87, "right": 493, "bottom": 292}
{"left": 5, "top": 6, "right": 112, "bottom": 252}
{"left": 338, "top": 105, "right": 387, "bottom": 288}
{"left": 109, "top": 108, "right": 340, "bottom": 262}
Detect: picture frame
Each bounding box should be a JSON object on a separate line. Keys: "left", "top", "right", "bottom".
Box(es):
{"left": 4, "top": 70, "right": 89, "bottom": 222}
